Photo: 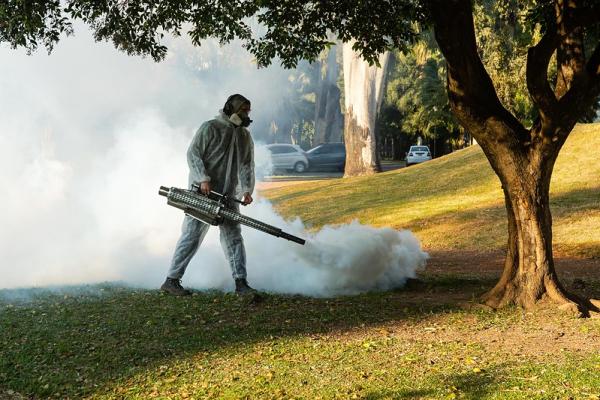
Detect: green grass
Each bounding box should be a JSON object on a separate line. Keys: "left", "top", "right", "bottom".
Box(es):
{"left": 1, "top": 284, "right": 599, "bottom": 399}
{"left": 261, "top": 123, "right": 600, "bottom": 257}
{"left": 2, "top": 124, "right": 600, "bottom": 399}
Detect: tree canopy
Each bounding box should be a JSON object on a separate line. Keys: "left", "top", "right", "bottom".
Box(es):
{"left": 0, "top": 0, "right": 424, "bottom": 67}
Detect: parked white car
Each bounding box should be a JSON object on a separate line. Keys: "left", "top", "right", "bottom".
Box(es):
{"left": 406, "top": 145, "right": 432, "bottom": 166}
{"left": 265, "top": 144, "right": 309, "bottom": 173}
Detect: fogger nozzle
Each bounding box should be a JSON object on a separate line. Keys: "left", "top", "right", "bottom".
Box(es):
{"left": 158, "top": 186, "right": 170, "bottom": 197}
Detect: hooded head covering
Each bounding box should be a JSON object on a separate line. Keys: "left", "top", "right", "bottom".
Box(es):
{"left": 223, "top": 94, "right": 251, "bottom": 116}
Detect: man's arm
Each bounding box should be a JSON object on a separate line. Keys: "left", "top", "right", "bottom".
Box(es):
{"left": 239, "top": 130, "right": 255, "bottom": 205}
{"left": 187, "top": 122, "right": 213, "bottom": 194}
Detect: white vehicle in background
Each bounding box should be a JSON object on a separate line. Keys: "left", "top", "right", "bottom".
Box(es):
{"left": 265, "top": 144, "right": 309, "bottom": 173}
{"left": 405, "top": 145, "right": 432, "bottom": 166}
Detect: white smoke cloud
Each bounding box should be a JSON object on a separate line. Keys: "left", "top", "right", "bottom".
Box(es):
{"left": 0, "top": 27, "right": 427, "bottom": 297}
{"left": 241, "top": 204, "right": 427, "bottom": 296}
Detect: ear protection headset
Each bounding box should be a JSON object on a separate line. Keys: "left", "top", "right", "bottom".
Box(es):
{"left": 223, "top": 94, "right": 250, "bottom": 116}
{"left": 223, "top": 94, "right": 236, "bottom": 116}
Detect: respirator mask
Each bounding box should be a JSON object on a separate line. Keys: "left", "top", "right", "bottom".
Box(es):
{"left": 236, "top": 111, "right": 252, "bottom": 127}
{"left": 224, "top": 94, "right": 253, "bottom": 127}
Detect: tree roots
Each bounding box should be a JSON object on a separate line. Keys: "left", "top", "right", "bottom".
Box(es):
{"left": 481, "top": 280, "right": 600, "bottom": 318}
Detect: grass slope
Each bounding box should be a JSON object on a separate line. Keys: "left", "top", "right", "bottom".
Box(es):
{"left": 262, "top": 123, "right": 600, "bottom": 257}
{"left": 1, "top": 285, "right": 599, "bottom": 399}
{"left": 1, "top": 125, "right": 599, "bottom": 400}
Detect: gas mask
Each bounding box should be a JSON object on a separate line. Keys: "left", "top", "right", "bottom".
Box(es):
{"left": 237, "top": 111, "right": 252, "bottom": 127}
{"left": 224, "top": 94, "right": 253, "bottom": 127}
{"left": 229, "top": 111, "right": 252, "bottom": 127}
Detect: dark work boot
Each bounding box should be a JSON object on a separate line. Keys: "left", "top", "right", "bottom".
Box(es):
{"left": 235, "top": 278, "right": 256, "bottom": 294}
{"left": 235, "top": 278, "right": 263, "bottom": 304}
{"left": 161, "top": 278, "right": 192, "bottom": 296}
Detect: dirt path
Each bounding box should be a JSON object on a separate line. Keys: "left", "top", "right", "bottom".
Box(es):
{"left": 425, "top": 250, "right": 600, "bottom": 282}
{"left": 378, "top": 250, "right": 600, "bottom": 358}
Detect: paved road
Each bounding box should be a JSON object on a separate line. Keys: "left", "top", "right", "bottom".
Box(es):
{"left": 261, "top": 161, "right": 405, "bottom": 182}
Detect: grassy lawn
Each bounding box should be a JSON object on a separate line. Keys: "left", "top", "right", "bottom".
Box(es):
{"left": 1, "top": 281, "right": 599, "bottom": 399}
{"left": 261, "top": 123, "right": 600, "bottom": 258}
{"left": 1, "top": 124, "right": 599, "bottom": 399}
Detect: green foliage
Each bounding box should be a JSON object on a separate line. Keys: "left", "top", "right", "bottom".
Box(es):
{"left": 473, "top": 0, "right": 600, "bottom": 124}
{"left": 379, "top": 31, "right": 462, "bottom": 157}
{"left": 473, "top": 0, "right": 540, "bottom": 126}
{"left": 249, "top": 0, "right": 425, "bottom": 67}
{"left": 381, "top": 1, "right": 542, "bottom": 145}
{"left": 378, "top": 0, "right": 600, "bottom": 153}
{"left": 0, "top": 0, "right": 72, "bottom": 54}
{"left": 387, "top": 34, "right": 460, "bottom": 141}
{"left": 0, "top": 0, "right": 423, "bottom": 67}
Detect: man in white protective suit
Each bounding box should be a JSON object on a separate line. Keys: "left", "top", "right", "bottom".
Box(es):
{"left": 161, "top": 94, "right": 256, "bottom": 296}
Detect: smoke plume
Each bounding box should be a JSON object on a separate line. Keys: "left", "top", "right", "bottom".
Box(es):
{"left": 0, "top": 27, "right": 427, "bottom": 298}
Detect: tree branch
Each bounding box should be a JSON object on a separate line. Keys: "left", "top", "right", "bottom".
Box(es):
{"left": 555, "top": 30, "right": 586, "bottom": 98}
{"left": 526, "top": 29, "right": 560, "bottom": 124}
{"left": 427, "top": 0, "right": 527, "bottom": 144}
{"left": 555, "top": 0, "right": 587, "bottom": 99}
{"left": 571, "top": 4, "right": 600, "bottom": 27}
{"left": 545, "top": 41, "right": 600, "bottom": 144}
{"left": 587, "top": 41, "right": 600, "bottom": 80}
{"left": 558, "top": 40, "right": 600, "bottom": 110}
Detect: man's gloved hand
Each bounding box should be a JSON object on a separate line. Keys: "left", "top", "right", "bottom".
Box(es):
{"left": 199, "top": 181, "right": 211, "bottom": 195}
{"left": 241, "top": 192, "right": 253, "bottom": 206}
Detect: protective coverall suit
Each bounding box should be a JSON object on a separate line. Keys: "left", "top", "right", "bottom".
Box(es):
{"left": 164, "top": 97, "right": 255, "bottom": 294}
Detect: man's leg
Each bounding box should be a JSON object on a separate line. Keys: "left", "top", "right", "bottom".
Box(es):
{"left": 162, "top": 216, "right": 210, "bottom": 295}
{"left": 218, "top": 212, "right": 255, "bottom": 294}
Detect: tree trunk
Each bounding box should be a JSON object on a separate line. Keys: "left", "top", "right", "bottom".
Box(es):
{"left": 481, "top": 154, "right": 564, "bottom": 308}
{"left": 314, "top": 46, "right": 343, "bottom": 145}
{"left": 342, "top": 41, "right": 389, "bottom": 177}
{"left": 428, "top": 0, "right": 600, "bottom": 316}
{"left": 481, "top": 147, "right": 600, "bottom": 315}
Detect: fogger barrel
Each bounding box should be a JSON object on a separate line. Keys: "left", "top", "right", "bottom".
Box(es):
{"left": 159, "top": 186, "right": 305, "bottom": 245}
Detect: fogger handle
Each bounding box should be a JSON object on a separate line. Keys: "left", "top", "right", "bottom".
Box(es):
{"left": 189, "top": 183, "right": 245, "bottom": 205}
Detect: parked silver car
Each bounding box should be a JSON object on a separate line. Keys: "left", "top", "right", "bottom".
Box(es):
{"left": 265, "top": 144, "right": 309, "bottom": 173}
{"left": 406, "top": 145, "right": 432, "bottom": 166}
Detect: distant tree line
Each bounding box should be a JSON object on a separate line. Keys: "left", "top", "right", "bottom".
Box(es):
{"left": 262, "top": 1, "right": 600, "bottom": 160}
{"left": 379, "top": 1, "right": 598, "bottom": 161}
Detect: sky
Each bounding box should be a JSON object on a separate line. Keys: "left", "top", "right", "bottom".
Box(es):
{"left": 0, "top": 26, "right": 427, "bottom": 297}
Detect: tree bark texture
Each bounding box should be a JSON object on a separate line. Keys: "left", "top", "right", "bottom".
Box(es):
{"left": 342, "top": 41, "right": 389, "bottom": 177}
{"left": 428, "top": 0, "right": 600, "bottom": 315}
{"left": 480, "top": 145, "right": 569, "bottom": 310}
{"left": 314, "top": 46, "right": 343, "bottom": 145}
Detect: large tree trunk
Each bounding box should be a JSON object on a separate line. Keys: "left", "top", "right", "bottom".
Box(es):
{"left": 314, "top": 46, "right": 343, "bottom": 145}
{"left": 428, "top": 0, "right": 600, "bottom": 316}
{"left": 480, "top": 146, "right": 574, "bottom": 311}
{"left": 342, "top": 41, "right": 389, "bottom": 177}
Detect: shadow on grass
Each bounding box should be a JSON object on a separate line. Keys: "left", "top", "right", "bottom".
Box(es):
{"left": 440, "top": 369, "right": 502, "bottom": 400}
{"left": 362, "top": 367, "right": 503, "bottom": 399}
{"left": 363, "top": 389, "right": 435, "bottom": 399}
{"left": 406, "top": 185, "right": 600, "bottom": 255}
{"left": 0, "top": 276, "right": 488, "bottom": 399}
{"left": 2, "top": 263, "right": 598, "bottom": 398}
